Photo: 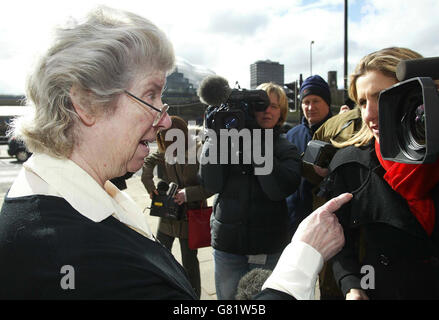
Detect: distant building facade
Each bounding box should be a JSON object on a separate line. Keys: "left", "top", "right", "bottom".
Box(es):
{"left": 163, "top": 57, "right": 216, "bottom": 124}
{"left": 327, "top": 70, "right": 346, "bottom": 110}
{"left": 0, "top": 95, "right": 25, "bottom": 106}
{"left": 250, "top": 60, "right": 284, "bottom": 89}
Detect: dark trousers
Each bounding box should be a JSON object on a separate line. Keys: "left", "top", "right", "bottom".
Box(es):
{"left": 156, "top": 231, "right": 201, "bottom": 298}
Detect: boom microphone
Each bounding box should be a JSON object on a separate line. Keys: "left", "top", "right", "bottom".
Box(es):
{"left": 197, "top": 75, "right": 232, "bottom": 106}
{"left": 396, "top": 57, "right": 439, "bottom": 81}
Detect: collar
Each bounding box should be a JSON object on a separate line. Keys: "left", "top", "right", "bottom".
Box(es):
{"left": 301, "top": 111, "right": 333, "bottom": 134}
{"left": 10, "top": 153, "right": 154, "bottom": 239}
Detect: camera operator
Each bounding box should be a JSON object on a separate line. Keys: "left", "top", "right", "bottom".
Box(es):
{"left": 141, "top": 116, "right": 213, "bottom": 298}
{"left": 322, "top": 47, "right": 439, "bottom": 300}
{"left": 199, "top": 82, "right": 302, "bottom": 300}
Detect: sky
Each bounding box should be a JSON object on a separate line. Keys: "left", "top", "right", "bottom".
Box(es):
{"left": 1, "top": 0, "right": 439, "bottom": 95}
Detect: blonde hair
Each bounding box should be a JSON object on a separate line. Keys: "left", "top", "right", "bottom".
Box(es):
{"left": 333, "top": 47, "right": 423, "bottom": 148}
{"left": 256, "top": 82, "right": 288, "bottom": 126}
{"left": 13, "top": 6, "right": 175, "bottom": 158}
{"left": 156, "top": 116, "right": 188, "bottom": 153}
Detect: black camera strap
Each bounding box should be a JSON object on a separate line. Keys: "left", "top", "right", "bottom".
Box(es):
{"left": 332, "top": 119, "right": 355, "bottom": 141}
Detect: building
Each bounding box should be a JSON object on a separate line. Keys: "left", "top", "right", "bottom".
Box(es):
{"left": 327, "top": 70, "right": 346, "bottom": 109}
{"left": 0, "top": 95, "right": 25, "bottom": 106}
{"left": 250, "top": 60, "right": 284, "bottom": 89}
{"left": 163, "top": 57, "right": 216, "bottom": 124}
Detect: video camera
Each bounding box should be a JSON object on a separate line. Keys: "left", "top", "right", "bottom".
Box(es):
{"left": 302, "top": 140, "right": 338, "bottom": 168}
{"left": 303, "top": 57, "right": 439, "bottom": 167}
{"left": 198, "top": 75, "right": 270, "bottom": 133}
{"left": 379, "top": 57, "right": 439, "bottom": 164}
{"left": 149, "top": 180, "right": 181, "bottom": 220}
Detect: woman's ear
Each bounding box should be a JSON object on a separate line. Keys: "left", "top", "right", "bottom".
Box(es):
{"left": 70, "top": 86, "right": 96, "bottom": 126}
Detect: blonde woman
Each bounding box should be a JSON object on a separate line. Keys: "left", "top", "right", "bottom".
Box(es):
{"left": 324, "top": 47, "right": 439, "bottom": 300}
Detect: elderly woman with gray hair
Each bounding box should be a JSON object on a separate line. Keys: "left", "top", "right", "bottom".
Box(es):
{"left": 0, "top": 6, "right": 351, "bottom": 300}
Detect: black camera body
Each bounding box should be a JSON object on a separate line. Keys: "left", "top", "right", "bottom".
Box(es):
{"left": 206, "top": 89, "right": 270, "bottom": 133}
{"left": 379, "top": 57, "right": 439, "bottom": 164}
{"left": 303, "top": 140, "right": 338, "bottom": 168}
{"left": 150, "top": 181, "right": 181, "bottom": 220}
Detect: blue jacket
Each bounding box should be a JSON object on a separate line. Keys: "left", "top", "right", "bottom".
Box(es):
{"left": 285, "top": 113, "right": 332, "bottom": 234}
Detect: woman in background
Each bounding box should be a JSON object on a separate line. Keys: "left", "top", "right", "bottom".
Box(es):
{"left": 142, "top": 116, "right": 213, "bottom": 298}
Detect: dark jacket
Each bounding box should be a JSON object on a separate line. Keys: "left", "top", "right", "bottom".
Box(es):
{"left": 199, "top": 128, "right": 302, "bottom": 255}
{"left": 110, "top": 172, "right": 134, "bottom": 190}
{"left": 285, "top": 113, "right": 332, "bottom": 234}
{"left": 0, "top": 195, "right": 198, "bottom": 299}
{"left": 323, "top": 144, "right": 439, "bottom": 299}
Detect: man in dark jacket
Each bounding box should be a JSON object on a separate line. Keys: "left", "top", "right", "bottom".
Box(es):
{"left": 286, "top": 75, "right": 332, "bottom": 237}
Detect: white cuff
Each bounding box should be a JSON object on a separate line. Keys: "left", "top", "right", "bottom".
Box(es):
{"left": 262, "top": 240, "right": 323, "bottom": 300}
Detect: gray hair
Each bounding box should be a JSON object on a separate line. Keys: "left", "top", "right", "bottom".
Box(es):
{"left": 13, "top": 6, "right": 175, "bottom": 157}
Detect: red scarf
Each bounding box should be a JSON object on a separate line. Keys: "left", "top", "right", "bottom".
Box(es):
{"left": 375, "top": 140, "right": 439, "bottom": 235}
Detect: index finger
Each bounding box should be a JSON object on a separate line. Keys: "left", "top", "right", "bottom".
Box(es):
{"left": 317, "top": 193, "right": 353, "bottom": 215}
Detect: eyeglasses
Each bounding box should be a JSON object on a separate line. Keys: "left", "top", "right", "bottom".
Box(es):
{"left": 124, "top": 90, "right": 169, "bottom": 126}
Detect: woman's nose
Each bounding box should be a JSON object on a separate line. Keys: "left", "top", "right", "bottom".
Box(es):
{"left": 157, "top": 112, "right": 172, "bottom": 130}
{"left": 363, "top": 100, "right": 378, "bottom": 123}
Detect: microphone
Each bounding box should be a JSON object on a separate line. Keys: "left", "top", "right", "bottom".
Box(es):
{"left": 235, "top": 268, "right": 272, "bottom": 300}
{"left": 396, "top": 57, "right": 439, "bottom": 81}
{"left": 197, "top": 75, "right": 232, "bottom": 106}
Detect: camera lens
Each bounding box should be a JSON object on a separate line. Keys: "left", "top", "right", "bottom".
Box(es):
{"left": 409, "top": 104, "right": 426, "bottom": 145}
{"left": 399, "top": 93, "right": 426, "bottom": 161}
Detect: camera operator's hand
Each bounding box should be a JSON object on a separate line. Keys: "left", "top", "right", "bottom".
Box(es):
{"left": 173, "top": 189, "right": 186, "bottom": 205}
{"left": 292, "top": 193, "right": 352, "bottom": 261}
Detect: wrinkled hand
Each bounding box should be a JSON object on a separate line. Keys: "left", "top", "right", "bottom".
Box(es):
{"left": 346, "top": 288, "right": 369, "bottom": 300}
{"left": 292, "top": 193, "right": 352, "bottom": 261}
{"left": 173, "top": 189, "right": 186, "bottom": 205}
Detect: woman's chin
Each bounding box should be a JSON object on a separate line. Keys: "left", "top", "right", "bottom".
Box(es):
{"left": 127, "top": 145, "right": 150, "bottom": 172}
{"left": 126, "top": 158, "right": 144, "bottom": 173}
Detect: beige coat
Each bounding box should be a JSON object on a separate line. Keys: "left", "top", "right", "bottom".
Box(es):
{"left": 141, "top": 143, "right": 214, "bottom": 239}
